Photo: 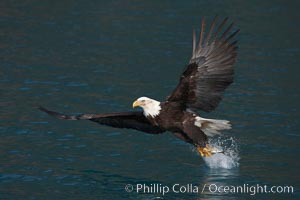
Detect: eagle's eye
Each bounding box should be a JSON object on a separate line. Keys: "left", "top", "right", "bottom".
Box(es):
{"left": 141, "top": 100, "right": 145, "bottom": 103}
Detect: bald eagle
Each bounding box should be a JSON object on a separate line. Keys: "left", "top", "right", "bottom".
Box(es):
{"left": 39, "top": 17, "right": 239, "bottom": 157}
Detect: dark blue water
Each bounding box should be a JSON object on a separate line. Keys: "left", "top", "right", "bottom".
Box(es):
{"left": 1, "top": 0, "right": 299, "bottom": 199}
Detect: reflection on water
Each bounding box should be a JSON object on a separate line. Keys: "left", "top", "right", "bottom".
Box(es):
{"left": 200, "top": 168, "right": 240, "bottom": 199}
{"left": 0, "top": 0, "right": 299, "bottom": 199}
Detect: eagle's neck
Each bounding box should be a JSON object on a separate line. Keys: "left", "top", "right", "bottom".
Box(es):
{"left": 143, "top": 100, "right": 161, "bottom": 118}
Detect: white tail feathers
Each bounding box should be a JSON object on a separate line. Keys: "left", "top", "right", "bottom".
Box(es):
{"left": 194, "top": 117, "right": 231, "bottom": 137}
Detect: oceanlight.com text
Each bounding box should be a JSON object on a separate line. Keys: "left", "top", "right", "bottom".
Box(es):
{"left": 124, "top": 183, "right": 294, "bottom": 196}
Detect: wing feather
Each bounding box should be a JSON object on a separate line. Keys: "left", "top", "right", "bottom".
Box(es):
{"left": 167, "top": 17, "right": 239, "bottom": 112}
{"left": 38, "top": 106, "right": 164, "bottom": 134}
{"left": 203, "top": 15, "right": 217, "bottom": 44}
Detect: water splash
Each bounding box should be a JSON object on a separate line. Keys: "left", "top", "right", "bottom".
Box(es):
{"left": 202, "top": 136, "right": 240, "bottom": 169}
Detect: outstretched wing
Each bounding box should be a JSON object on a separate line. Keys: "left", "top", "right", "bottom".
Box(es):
{"left": 38, "top": 106, "right": 165, "bottom": 134}
{"left": 167, "top": 17, "right": 239, "bottom": 112}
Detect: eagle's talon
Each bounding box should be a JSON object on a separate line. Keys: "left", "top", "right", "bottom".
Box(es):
{"left": 197, "top": 146, "right": 213, "bottom": 157}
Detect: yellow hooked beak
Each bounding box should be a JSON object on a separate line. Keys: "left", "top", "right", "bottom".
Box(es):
{"left": 132, "top": 100, "right": 141, "bottom": 108}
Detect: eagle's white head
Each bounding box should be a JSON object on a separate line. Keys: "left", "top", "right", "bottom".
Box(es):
{"left": 132, "top": 97, "right": 161, "bottom": 117}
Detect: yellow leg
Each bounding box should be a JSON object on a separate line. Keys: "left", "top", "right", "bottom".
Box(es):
{"left": 197, "top": 146, "right": 205, "bottom": 157}
{"left": 197, "top": 146, "right": 213, "bottom": 157}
